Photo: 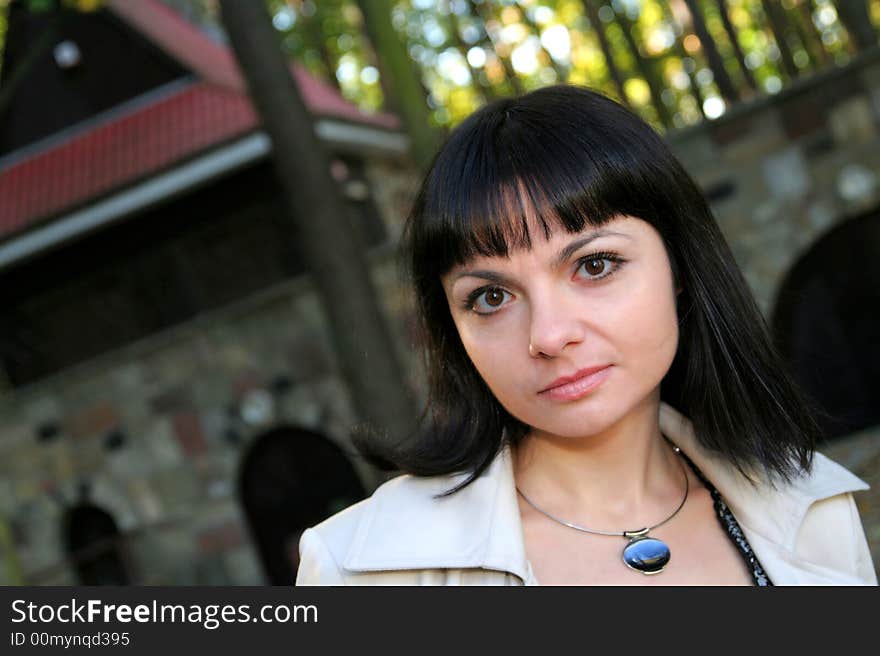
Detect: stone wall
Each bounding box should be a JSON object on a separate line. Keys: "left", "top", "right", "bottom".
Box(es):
{"left": 668, "top": 48, "right": 880, "bottom": 315}
{"left": 0, "top": 238, "right": 419, "bottom": 585}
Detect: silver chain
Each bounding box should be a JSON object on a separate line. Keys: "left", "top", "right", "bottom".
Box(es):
{"left": 515, "top": 444, "right": 689, "bottom": 537}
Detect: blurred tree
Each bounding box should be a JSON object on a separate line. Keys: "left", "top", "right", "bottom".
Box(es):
{"left": 784, "top": 0, "right": 825, "bottom": 70}
{"left": 355, "top": 0, "right": 442, "bottom": 169}
{"left": 834, "top": 0, "right": 878, "bottom": 50}
{"left": 515, "top": 0, "right": 567, "bottom": 82}
{"left": 301, "top": 1, "right": 345, "bottom": 93}
{"left": 611, "top": 2, "right": 673, "bottom": 127}
{"left": 714, "top": 0, "right": 759, "bottom": 91}
{"left": 217, "top": 0, "right": 417, "bottom": 455}
{"left": 265, "top": 0, "right": 385, "bottom": 112}
{"left": 468, "top": 0, "right": 526, "bottom": 95}
{"left": 3, "top": 0, "right": 879, "bottom": 139}
{"left": 580, "top": 0, "right": 630, "bottom": 107}
{"left": 683, "top": 0, "right": 739, "bottom": 103}
{"left": 657, "top": 1, "right": 707, "bottom": 118}
{"left": 760, "top": 0, "right": 800, "bottom": 79}
{"left": 446, "top": 0, "right": 497, "bottom": 102}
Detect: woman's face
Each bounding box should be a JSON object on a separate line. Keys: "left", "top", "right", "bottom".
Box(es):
{"left": 441, "top": 214, "right": 680, "bottom": 440}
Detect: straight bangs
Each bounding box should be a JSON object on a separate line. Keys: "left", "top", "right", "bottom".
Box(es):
{"left": 406, "top": 90, "right": 675, "bottom": 279}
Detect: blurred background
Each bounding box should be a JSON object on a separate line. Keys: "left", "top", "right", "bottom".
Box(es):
{"left": 0, "top": 0, "right": 878, "bottom": 585}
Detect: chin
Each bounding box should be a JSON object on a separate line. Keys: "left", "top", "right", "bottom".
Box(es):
{"left": 519, "top": 394, "right": 645, "bottom": 440}
{"left": 531, "top": 421, "right": 614, "bottom": 440}
{"left": 521, "top": 408, "right": 622, "bottom": 440}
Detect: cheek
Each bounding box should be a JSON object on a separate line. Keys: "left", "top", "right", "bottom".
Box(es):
{"left": 454, "top": 318, "right": 524, "bottom": 395}
{"left": 611, "top": 276, "right": 679, "bottom": 363}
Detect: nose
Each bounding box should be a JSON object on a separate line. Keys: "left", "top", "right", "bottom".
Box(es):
{"left": 528, "top": 290, "right": 585, "bottom": 359}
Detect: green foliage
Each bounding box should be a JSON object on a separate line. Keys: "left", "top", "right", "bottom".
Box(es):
{"left": 4, "top": 0, "right": 879, "bottom": 134}
{"left": 0, "top": 3, "right": 7, "bottom": 80}
{"left": 22, "top": 0, "right": 102, "bottom": 10}
{"left": 240, "top": 0, "right": 877, "bottom": 130}
{"left": 267, "top": 0, "right": 385, "bottom": 112}
{"left": 24, "top": 0, "right": 55, "bottom": 11}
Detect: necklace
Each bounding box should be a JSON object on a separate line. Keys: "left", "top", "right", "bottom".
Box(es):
{"left": 515, "top": 443, "right": 689, "bottom": 575}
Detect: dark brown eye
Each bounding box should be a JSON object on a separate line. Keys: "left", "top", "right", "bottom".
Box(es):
{"left": 470, "top": 287, "right": 512, "bottom": 314}
{"left": 576, "top": 253, "right": 622, "bottom": 281}
{"left": 583, "top": 258, "right": 606, "bottom": 276}
{"left": 485, "top": 288, "right": 505, "bottom": 306}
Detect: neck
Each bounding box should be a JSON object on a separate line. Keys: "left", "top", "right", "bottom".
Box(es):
{"left": 512, "top": 394, "right": 685, "bottom": 531}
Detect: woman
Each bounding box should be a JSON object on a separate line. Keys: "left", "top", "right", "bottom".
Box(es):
{"left": 296, "top": 85, "right": 876, "bottom": 585}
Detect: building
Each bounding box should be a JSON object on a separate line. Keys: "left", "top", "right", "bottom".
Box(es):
{"left": 0, "top": 0, "right": 417, "bottom": 585}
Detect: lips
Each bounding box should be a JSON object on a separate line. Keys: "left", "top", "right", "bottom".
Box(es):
{"left": 540, "top": 365, "right": 612, "bottom": 392}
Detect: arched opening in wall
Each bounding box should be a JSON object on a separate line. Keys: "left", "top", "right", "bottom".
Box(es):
{"left": 238, "top": 427, "right": 366, "bottom": 585}
{"left": 62, "top": 484, "right": 132, "bottom": 585}
{"left": 772, "top": 208, "right": 880, "bottom": 440}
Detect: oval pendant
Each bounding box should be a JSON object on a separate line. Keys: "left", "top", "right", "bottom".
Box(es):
{"left": 622, "top": 536, "right": 670, "bottom": 575}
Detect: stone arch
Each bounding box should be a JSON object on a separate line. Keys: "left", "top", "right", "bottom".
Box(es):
{"left": 61, "top": 482, "right": 132, "bottom": 585}
{"left": 771, "top": 207, "right": 880, "bottom": 439}
{"left": 238, "top": 426, "right": 366, "bottom": 584}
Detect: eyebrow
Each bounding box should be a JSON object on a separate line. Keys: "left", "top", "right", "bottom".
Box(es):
{"left": 450, "top": 229, "right": 632, "bottom": 284}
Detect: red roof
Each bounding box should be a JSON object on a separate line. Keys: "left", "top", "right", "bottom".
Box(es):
{"left": 0, "top": 0, "right": 400, "bottom": 241}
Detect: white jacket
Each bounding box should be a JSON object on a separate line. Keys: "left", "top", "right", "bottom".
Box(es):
{"left": 296, "top": 402, "right": 877, "bottom": 585}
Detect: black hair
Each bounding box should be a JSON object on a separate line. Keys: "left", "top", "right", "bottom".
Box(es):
{"left": 354, "top": 84, "right": 822, "bottom": 495}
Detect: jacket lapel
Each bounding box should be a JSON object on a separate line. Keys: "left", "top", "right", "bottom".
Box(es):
{"left": 343, "top": 444, "right": 531, "bottom": 582}
{"left": 658, "top": 403, "right": 870, "bottom": 584}
{"left": 344, "top": 402, "right": 869, "bottom": 584}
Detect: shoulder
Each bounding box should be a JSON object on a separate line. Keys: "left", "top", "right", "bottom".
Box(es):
{"left": 295, "top": 449, "right": 521, "bottom": 585}
{"left": 662, "top": 403, "right": 876, "bottom": 584}
{"left": 310, "top": 467, "right": 468, "bottom": 555}
{"left": 790, "top": 454, "right": 876, "bottom": 584}
{"left": 743, "top": 452, "right": 876, "bottom": 585}
{"left": 294, "top": 498, "right": 367, "bottom": 585}
{"left": 295, "top": 469, "right": 471, "bottom": 585}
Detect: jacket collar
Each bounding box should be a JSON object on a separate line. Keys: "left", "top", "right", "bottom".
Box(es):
{"left": 657, "top": 403, "right": 867, "bottom": 553}
{"left": 343, "top": 437, "right": 531, "bottom": 580}
{"left": 343, "top": 402, "right": 868, "bottom": 583}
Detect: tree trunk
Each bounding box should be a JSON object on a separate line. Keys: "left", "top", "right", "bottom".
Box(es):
{"left": 305, "top": 5, "right": 343, "bottom": 94}
{"left": 796, "top": 0, "right": 832, "bottom": 68}
{"left": 351, "top": 17, "right": 400, "bottom": 112}
{"left": 832, "top": 0, "right": 878, "bottom": 51}
{"left": 760, "top": 0, "right": 800, "bottom": 80}
{"left": 580, "top": 0, "right": 631, "bottom": 107}
{"left": 612, "top": 5, "right": 673, "bottom": 127}
{"left": 446, "top": 1, "right": 494, "bottom": 103}
{"left": 713, "top": 0, "right": 758, "bottom": 92}
{"left": 516, "top": 3, "right": 568, "bottom": 83}
{"left": 683, "top": 0, "right": 740, "bottom": 103}
{"left": 786, "top": 3, "right": 821, "bottom": 71}
{"left": 355, "top": 0, "right": 442, "bottom": 170}
{"left": 217, "top": 0, "right": 416, "bottom": 460}
{"left": 658, "top": 1, "right": 707, "bottom": 118}
{"left": 468, "top": 0, "right": 525, "bottom": 96}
